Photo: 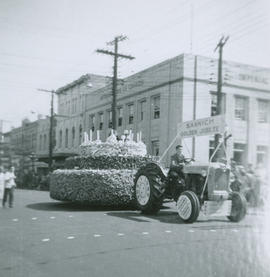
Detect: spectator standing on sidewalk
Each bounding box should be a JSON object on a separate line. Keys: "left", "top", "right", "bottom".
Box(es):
{"left": 2, "top": 166, "right": 16, "bottom": 208}
{"left": 0, "top": 167, "right": 5, "bottom": 202}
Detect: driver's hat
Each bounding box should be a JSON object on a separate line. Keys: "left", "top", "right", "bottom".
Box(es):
{"left": 176, "top": 145, "right": 183, "bottom": 149}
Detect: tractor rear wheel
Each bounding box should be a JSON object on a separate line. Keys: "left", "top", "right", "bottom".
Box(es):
{"left": 176, "top": 191, "right": 200, "bottom": 223}
{"left": 134, "top": 165, "right": 165, "bottom": 214}
{"left": 227, "top": 192, "right": 247, "bottom": 222}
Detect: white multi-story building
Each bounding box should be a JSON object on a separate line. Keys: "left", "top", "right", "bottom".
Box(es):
{"left": 54, "top": 54, "right": 270, "bottom": 169}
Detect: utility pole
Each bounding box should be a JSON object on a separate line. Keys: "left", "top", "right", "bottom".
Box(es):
{"left": 37, "top": 89, "right": 56, "bottom": 172}
{"left": 213, "top": 35, "right": 229, "bottom": 161}
{"left": 96, "top": 35, "right": 135, "bottom": 130}
{"left": 192, "top": 55, "right": 197, "bottom": 159}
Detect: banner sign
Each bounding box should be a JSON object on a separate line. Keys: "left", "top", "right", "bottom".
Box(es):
{"left": 177, "top": 115, "right": 226, "bottom": 138}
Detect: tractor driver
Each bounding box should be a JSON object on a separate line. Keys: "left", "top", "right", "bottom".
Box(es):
{"left": 169, "top": 145, "right": 186, "bottom": 179}
{"left": 171, "top": 145, "right": 186, "bottom": 166}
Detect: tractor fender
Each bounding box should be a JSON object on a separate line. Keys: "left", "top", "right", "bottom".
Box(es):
{"left": 141, "top": 162, "right": 167, "bottom": 180}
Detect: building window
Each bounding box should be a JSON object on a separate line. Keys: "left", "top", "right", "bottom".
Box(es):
{"left": 74, "top": 98, "right": 77, "bottom": 114}
{"left": 60, "top": 103, "right": 64, "bottom": 115}
{"left": 152, "top": 96, "right": 160, "bottom": 119}
{"left": 211, "top": 94, "right": 217, "bottom": 116}
{"left": 128, "top": 104, "right": 134, "bottom": 124}
{"left": 108, "top": 110, "right": 112, "bottom": 128}
{"left": 235, "top": 96, "right": 247, "bottom": 121}
{"left": 71, "top": 127, "right": 75, "bottom": 147}
{"left": 209, "top": 140, "right": 215, "bottom": 159}
{"left": 79, "top": 124, "right": 82, "bottom": 144}
{"left": 43, "top": 134, "right": 47, "bottom": 150}
{"left": 65, "top": 128, "right": 69, "bottom": 148}
{"left": 118, "top": 107, "right": 123, "bottom": 127}
{"left": 31, "top": 133, "right": 35, "bottom": 148}
{"left": 139, "top": 100, "right": 146, "bottom": 121}
{"left": 99, "top": 113, "right": 104, "bottom": 130}
{"left": 257, "top": 145, "right": 268, "bottom": 165}
{"left": 67, "top": 101, "right": 71, "bottom": 114}
{"left": 151, "top": 140, "right": 160, "bottom": 156}
{"left": 257, "top": 100, "right": 269, "bottom": 123}
{"left": 59, "top": 130, "right": 62, "bottom": 148}
{"left": 210, "top": 92, "right": 226, "bottom": 116}
{"left": 39, "top": 135, "right": 42, "bottom": 150}
{"left": 71, "top": 99, "right": 74, "bottom": 114}
{"left": 233, "top": 143, "right": 246, "bottom": 165}
{"left": 89, "top": 114, "right": 95, "bottom": 131}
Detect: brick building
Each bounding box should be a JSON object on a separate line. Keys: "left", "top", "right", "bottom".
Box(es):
{"left": 54, "top": 74, "right": 111, "bottom": 160}
{"left": 9, "top": 118, "right": 38, "bottom": 156}
{"left": 0, "top": 132, "right": 20, "bottom": 168}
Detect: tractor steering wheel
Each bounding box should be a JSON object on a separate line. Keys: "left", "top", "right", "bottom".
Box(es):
{"left": 184, "top": 158, "right": 195, "bottom": 164}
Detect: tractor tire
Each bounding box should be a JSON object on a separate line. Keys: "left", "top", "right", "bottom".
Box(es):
{"left": 176, "top": 191, "right": 200, "bottom": 223}
{"left": 227, "top": 192, "right": 247, "bottom": 222}
{"left": 134, "top": 165, "right": 165, "bottom": 214}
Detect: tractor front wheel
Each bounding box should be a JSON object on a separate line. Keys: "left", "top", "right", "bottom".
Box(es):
{"left": 176, "top": 191, "right": 200, "bottom": 223}
{"left": 134, "top": 167, "right": 164, "bottom": 214}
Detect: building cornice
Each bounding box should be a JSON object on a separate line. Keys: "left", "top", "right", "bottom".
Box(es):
{"left": 56, "top": 73, "right": 110, "bottom": 94}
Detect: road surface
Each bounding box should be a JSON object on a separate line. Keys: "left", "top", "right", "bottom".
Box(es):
{"left": 0, "top": 189, "right": 269, "bottom": 277}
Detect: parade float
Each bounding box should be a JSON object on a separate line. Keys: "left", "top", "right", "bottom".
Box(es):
{"left": 50, "top": 130, "right": 151, "bottom": 207}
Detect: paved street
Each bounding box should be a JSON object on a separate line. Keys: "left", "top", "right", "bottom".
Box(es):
{"left": 1, "top": 189, "right": 270, "bottom": 277}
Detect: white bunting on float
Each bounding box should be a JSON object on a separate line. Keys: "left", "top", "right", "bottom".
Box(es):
{"left": 89, "top": 129, "right": 92, "bottom": 142}
{"left": 83, "top": 132, "right": 89, "bottom": 143}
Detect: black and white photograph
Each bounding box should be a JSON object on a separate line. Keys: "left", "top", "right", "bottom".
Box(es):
{"left": 0, "top": 0, "right": 270, "bottom": 276}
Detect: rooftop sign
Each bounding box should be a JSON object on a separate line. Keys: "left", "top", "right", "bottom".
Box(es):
{"left": 177, "top": 115, "right": 226, "bottom": 138}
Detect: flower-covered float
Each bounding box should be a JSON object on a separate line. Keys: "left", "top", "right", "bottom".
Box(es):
{"left": 50, "top": 130, "right": 151, "bottom": 207}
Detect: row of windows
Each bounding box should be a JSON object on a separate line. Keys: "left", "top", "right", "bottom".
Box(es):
{"left": 209, "top": 141, "right": 268, "bottom": 165}
{"left": 58, "top": 125, "right": 83, "bottom": 148}
{"left": 211, "top": 94, "right": 270, "bottom": 123}
{"left": 59, "top": 95, "right": 85, "bottom": 115}
{"left": 39, "top": 134, "right": 47, "bottom": 151}
{"left": 89, "top": 96, "right": 160, "bottom": 131}
{"left": 13, "top": 133, "right": 36, "bottom": 151}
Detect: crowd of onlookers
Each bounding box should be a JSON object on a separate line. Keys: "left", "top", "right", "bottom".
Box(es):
{"left": 230, "top": 160, "right": 268, "bottom": 207}
{"left": 14, "top": 170, "right": 50, "bottom": 191}
{"left": 1, "top": 159, "right": 268, "bottom": 209}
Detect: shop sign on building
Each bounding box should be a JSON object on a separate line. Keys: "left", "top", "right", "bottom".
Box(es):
{"left": 178, "top": 115, "right": 226, "bottom": 138}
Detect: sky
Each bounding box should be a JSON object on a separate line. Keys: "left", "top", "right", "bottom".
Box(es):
{"left": 0, "top": 0, "right": 270, "bottom": 132}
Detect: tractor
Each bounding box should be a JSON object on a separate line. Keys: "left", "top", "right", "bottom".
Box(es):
{"left": 134, "top": 133, "right": 247, "bottom": 223}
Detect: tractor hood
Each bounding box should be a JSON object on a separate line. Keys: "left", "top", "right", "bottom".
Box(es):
{"left": 183, "top": 162, "right": 230, "bottom": 175}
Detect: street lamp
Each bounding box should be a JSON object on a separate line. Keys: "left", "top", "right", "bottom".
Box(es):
{"left": 29, "top": 152, "right": 37, "bottom": 173}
